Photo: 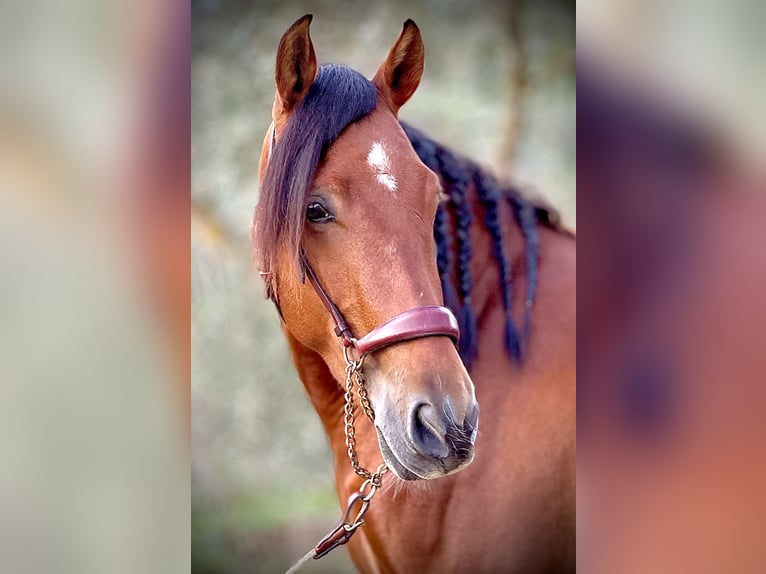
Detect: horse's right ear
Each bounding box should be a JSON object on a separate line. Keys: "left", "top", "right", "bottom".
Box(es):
{"left": 373, "top": 19, "right": 425, "bottom": 114}
{"left": 275, "top": 14, "right": 317, "bottom": 114}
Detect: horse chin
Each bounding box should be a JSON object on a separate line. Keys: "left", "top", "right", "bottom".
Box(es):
{"left": 376, "top": 430, "right": 420, "bottom": 481}
{"left": 375, "top": 426, "right": 457, "bottom": 481}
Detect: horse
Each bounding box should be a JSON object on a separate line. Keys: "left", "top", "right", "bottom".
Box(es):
{"left": 578, "top": 65, "right": 766, "bottom": 573}
{"left": 252, "top": 15, "right": 576, "bottom": 573}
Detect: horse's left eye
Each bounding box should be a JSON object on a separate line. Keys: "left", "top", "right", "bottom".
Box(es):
{"left": 306, "top": 201, "right": 333, "bottom": 223}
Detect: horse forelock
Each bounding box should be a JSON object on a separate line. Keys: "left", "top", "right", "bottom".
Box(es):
{"left": 254, "top": 64, "right": 378, "bottom": 282}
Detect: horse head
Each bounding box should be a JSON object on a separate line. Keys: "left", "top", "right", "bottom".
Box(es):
{"left": 254, "top": 15, "right": 478, "bottom": 480}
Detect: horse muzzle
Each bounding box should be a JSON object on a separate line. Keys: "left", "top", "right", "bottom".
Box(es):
{"left": 300, "top": 254, "right": 478, "bottom": 480}
{"left": 375, "top": 395, "right": 479, "bottom": 481}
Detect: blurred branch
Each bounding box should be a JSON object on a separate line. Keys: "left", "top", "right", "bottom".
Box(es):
{"left": 191, "top": 197, "right": 233, "bottom": 252}
{"left": 496, "top": 0, "right": 527, "bottom": 178}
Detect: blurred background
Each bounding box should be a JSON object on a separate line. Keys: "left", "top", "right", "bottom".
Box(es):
{"left": 191, "top": 0, "right": 574, "bottom": 572}
{"left": 0, "top": 0, "right": 189, "bottom": 573}
{"left": 578, "top": 0, "right": 766, "bottom": 163}
{"left": 578, "top": 1, "right": 766, "bottom": 572}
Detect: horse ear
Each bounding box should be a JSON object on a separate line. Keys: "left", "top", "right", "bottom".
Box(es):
{"left": 373, "top": 19, "right": 424, "bottom": 114}
{"left": 275, "top": 14, "right": 317, "bottom": 113}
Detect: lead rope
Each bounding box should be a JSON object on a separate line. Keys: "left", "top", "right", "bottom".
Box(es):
{"left": 284, "top": 346, "right": 388, "bottom": 573}
{"left": 284, "top": 549, "right": 314, "bottom": 574}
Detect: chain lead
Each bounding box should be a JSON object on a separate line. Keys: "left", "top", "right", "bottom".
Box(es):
{"left": 289, "top": 344, "right": 389, "bottom": 570}
{"left": 342, "top": 346, "right": 387, "bottom": 485}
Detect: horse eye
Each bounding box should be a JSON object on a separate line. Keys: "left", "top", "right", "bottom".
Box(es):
{"left": 306, "top": 201, "right": 333, "bottom": 223}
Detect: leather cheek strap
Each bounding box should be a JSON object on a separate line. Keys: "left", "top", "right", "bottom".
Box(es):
{"left": 302, "top": 253, "right": 355, "bottom": 346}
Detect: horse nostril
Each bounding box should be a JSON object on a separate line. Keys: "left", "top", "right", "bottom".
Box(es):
{"left": 410, "top": 403, "right": 450, "bottom": 459}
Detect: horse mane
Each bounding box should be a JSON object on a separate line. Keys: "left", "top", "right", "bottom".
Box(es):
{"left": 402, "top": 123, "right": 554, "bottom": 366}
{"left": 255, "top": 63, "right": 556, "bottom": 367}
{"left": 254, "top": 64, "right": 377, "bottom": 283}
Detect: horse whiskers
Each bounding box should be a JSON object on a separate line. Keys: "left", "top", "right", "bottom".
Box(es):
{"left": 381, "top": 471, "right": 439, "bottom": 499}
{"left": 441, "top": 401, "right": 474, "bottom": 441}
{"left": 383, "top": 474, "right": 408, "bottom": 500}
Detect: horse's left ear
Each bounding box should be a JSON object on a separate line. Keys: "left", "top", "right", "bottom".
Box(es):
{"left": 373, "top": 19, "right": 424, "bottom": 114}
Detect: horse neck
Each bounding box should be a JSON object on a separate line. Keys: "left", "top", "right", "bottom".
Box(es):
{"left": 282, "top": 330, "right": 345, "bottom": 443}
{"left": 282, "top": 330, "right": 382, "bottom": 502}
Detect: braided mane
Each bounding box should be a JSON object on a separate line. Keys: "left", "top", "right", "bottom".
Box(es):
{"left": 403, "top": 123, "right": 554, "bottom": 366}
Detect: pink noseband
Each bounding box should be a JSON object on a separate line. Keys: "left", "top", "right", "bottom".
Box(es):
{"left": 302, "top": 254, "right": 459, "bottom": 357}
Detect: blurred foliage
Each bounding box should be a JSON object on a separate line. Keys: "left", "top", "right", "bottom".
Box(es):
{"left": 192, "top": 0, "right": 574, "bottom": 572}
{"left": 579, "top": 0, "right": 766, "bottom": 161}
{"left": 0, "top": 1, "right": 190, "bottom": 572}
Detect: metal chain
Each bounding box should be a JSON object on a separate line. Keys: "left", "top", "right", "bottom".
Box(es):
{"left": 342, "top": 346, "right": 387, "bottom": 486}
{"left": 285, "top": 345, "right": 389, "bottom": 572}
{"left": 356, "top": 367, "right": 376, "bottom": 422}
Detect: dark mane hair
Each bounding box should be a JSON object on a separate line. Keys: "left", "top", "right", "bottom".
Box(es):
{"left": 403, "top": 123, "right": 551, "bottom": 366}
{"left": 254, "top": 64, "right": 377, "bottom": 282}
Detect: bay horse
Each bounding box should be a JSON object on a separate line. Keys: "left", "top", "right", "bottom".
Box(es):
{"left": 253, "top": 15, "right": 575, "bottom": 573}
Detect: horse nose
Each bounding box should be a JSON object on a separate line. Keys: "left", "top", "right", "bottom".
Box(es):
{"left": 409, "top": 400, "right": 479, "bottom": 461}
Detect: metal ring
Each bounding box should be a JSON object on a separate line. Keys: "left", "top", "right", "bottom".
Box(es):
{"left": 342, "top": 342, "right": 362, "bottom": 367}
{"left": 361, "top": 482, "right": 378, "bottom": 502}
